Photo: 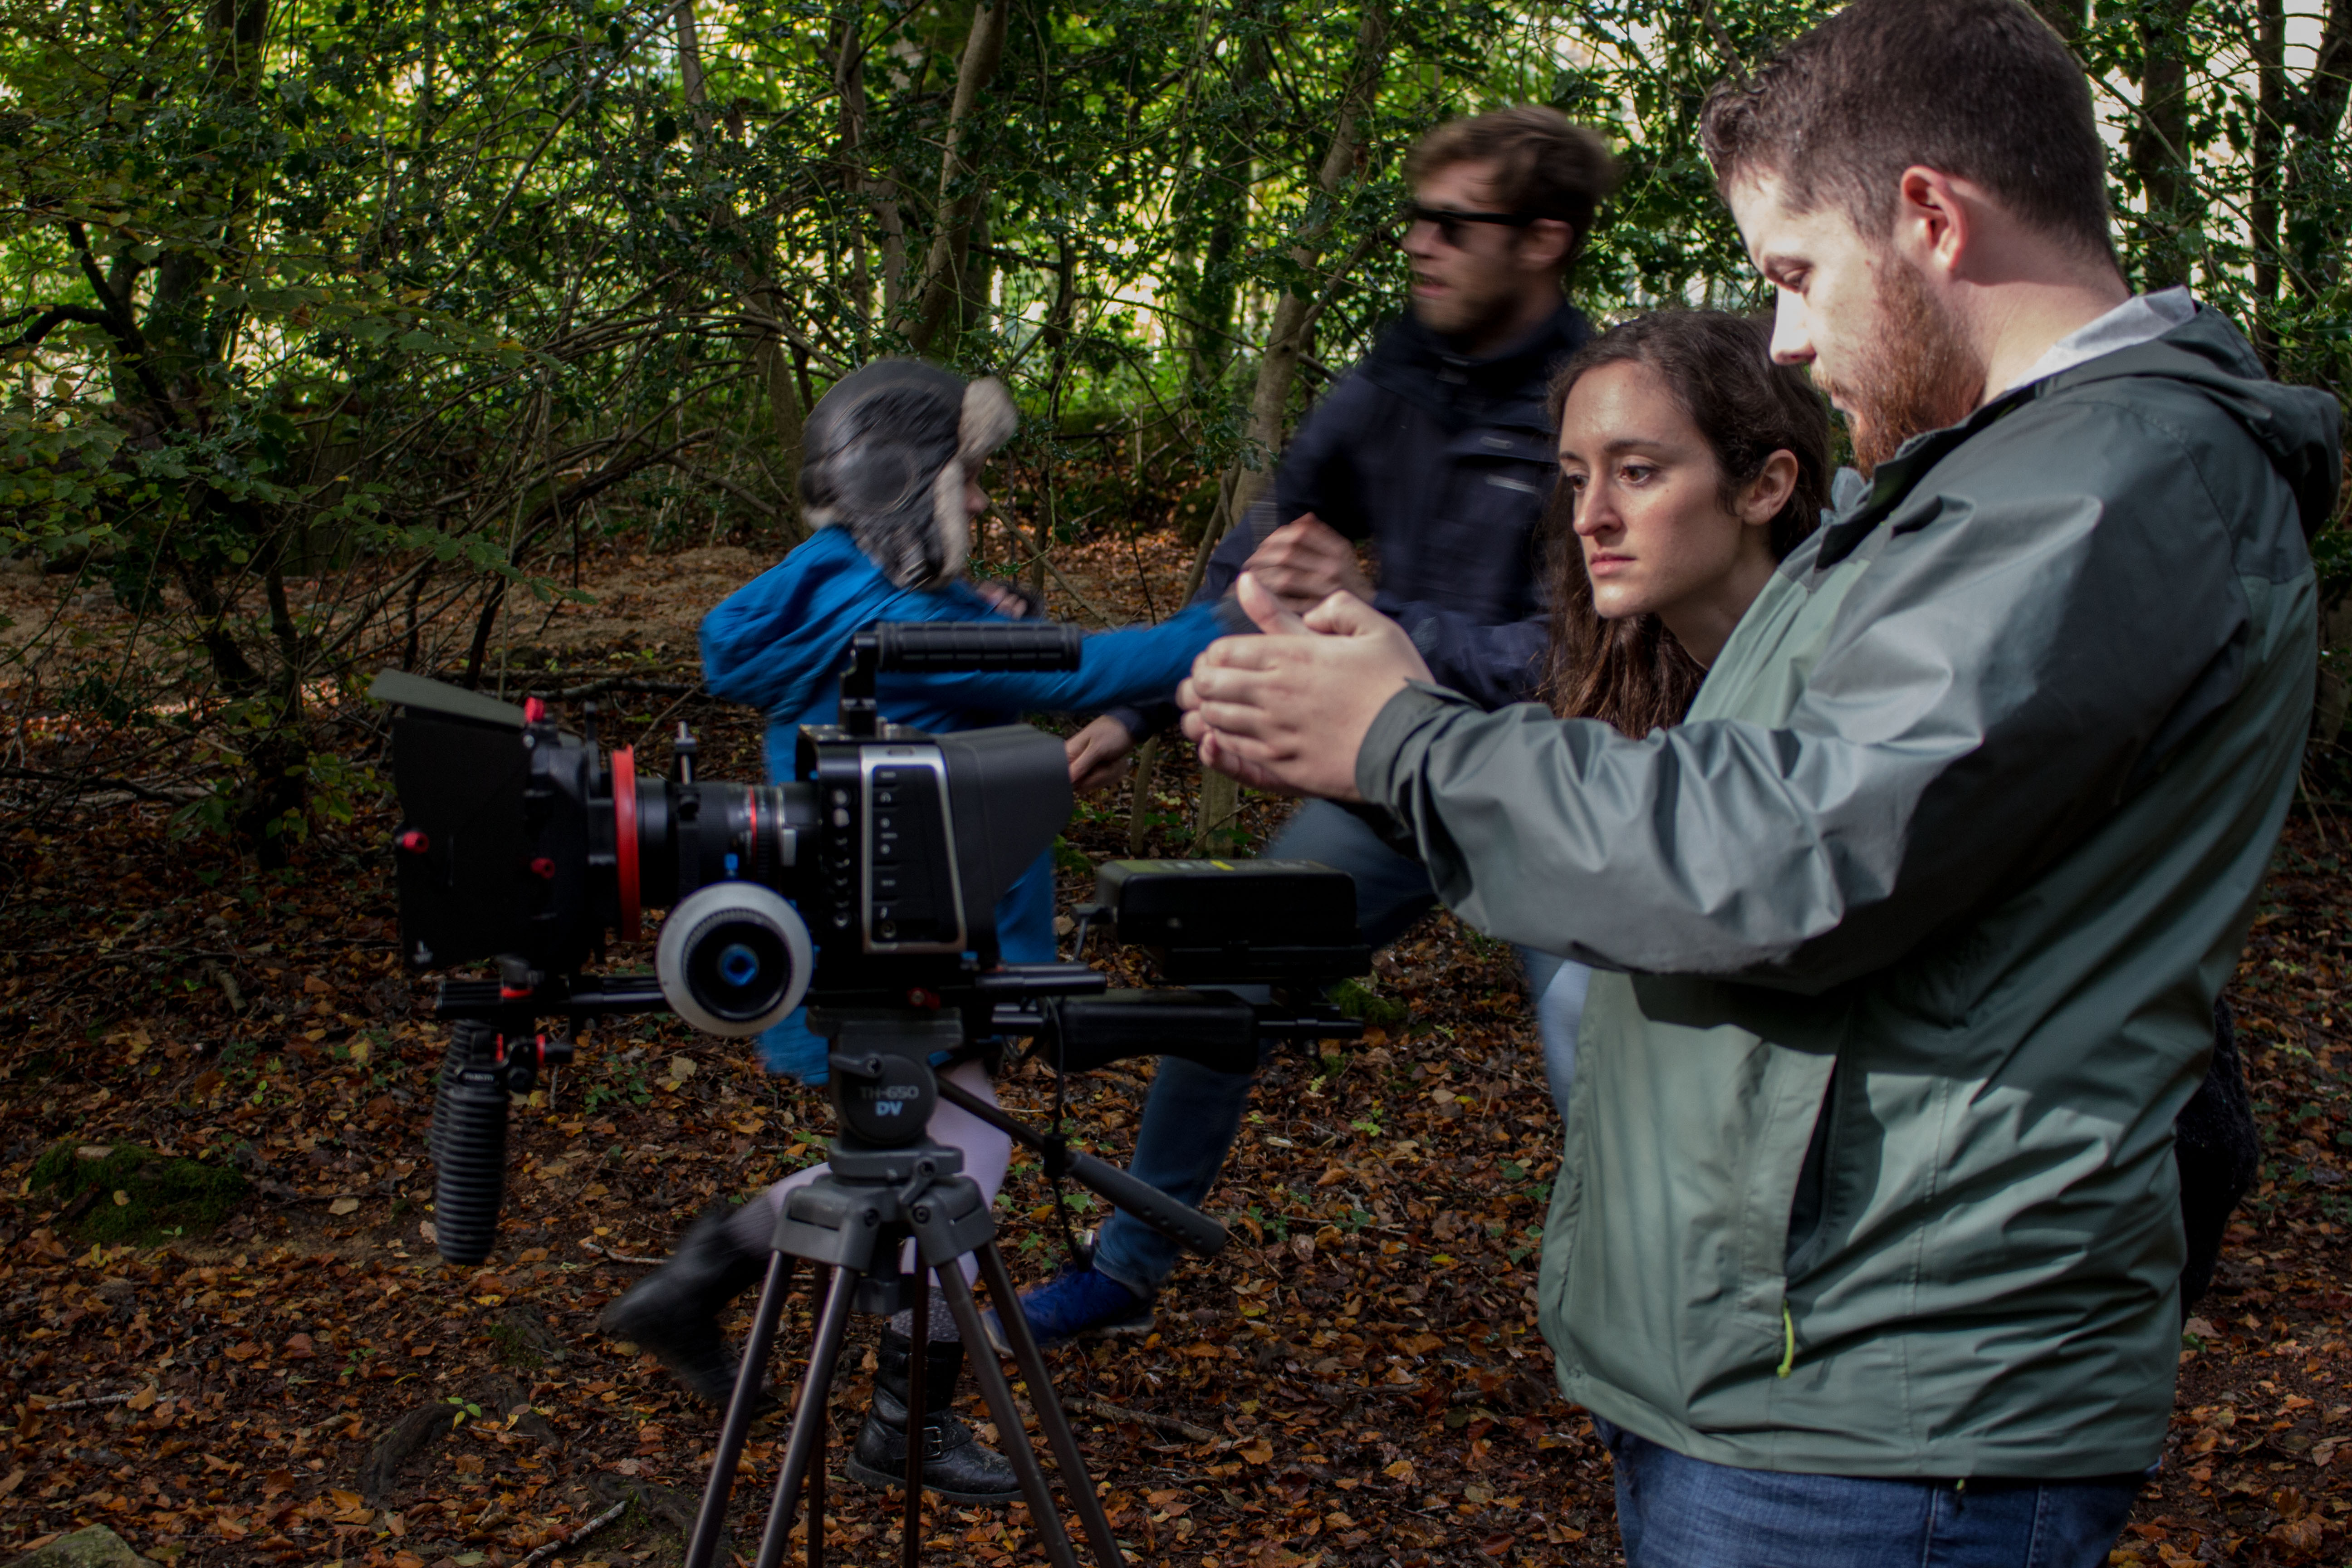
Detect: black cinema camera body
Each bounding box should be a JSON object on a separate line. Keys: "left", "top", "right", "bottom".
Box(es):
{"left": 378, "top": 621, "right": 1369, "bottom": 1267}
{"left": 386, "top": 622, "right": 1103, "bottom": 1030}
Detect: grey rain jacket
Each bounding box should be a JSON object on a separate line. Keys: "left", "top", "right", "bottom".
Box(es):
{"left": 1355, "top": 305, "right": 2340, "bottom": 1475}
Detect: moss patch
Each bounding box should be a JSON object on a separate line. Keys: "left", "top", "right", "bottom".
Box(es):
{"left": 485, "top": 1318, "right": 544, "bottom": 1370}
{"left": 1330, "top": 977, "right": 1407, "bottom": 1029}
{"left": 29, "top": 1140, "right": 247, "bottom": 1243}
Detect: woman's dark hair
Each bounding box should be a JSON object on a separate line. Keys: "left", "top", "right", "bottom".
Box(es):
{"left": 1539, "top": 310, "right": 1831, "bottom": 736}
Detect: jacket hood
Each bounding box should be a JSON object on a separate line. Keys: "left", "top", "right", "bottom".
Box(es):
{"left": 1824, "top": 304, "right": 2344, "bottom": 563}
{"left": 2049, "top": 307, "right": 2345, "bottom": 539}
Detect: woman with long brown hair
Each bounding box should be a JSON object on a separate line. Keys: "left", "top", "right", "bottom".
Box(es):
{"left": 1525, "top": 311, "right": 1831, "bottom": 1112}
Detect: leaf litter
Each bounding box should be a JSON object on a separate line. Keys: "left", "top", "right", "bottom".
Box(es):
{"left": 0, "top": 530, "right": 2345, "bottom": 1566}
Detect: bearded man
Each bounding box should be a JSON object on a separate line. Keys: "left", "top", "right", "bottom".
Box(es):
{"left": 1174, "top": 0, "right": 2342, "bottom": 1561}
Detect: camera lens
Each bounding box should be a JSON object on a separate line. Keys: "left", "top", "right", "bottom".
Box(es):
{"left": 656, "top": 882, "right": 813, "bottom": 1037}
{"left": 686, "top": 922, "right": 791, "bottom": 1021}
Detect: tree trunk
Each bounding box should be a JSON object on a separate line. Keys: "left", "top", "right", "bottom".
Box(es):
{"left": 417, "top": 0, "right": 438, "bottom": 138}
{"left": 175, "top": 0, "right": 314, "bottom": 867}
{"left": 2283, "top": 0, "right": 2352, "bottom": 303}
{"left": 830, "top": 3, "right": 907, "bottom": 330}
{"left": 2026, "top": 0, "right": 2084, "bottom": 41}
{"left": 1029, "top": 234, "right": 1079, "bottom": 603}
{"left": 677, "top": 0, "right": 807, "bottom": 537}
{"left": 906, "top": 0, "right": 1012, "bottom": 353}
{"left": 961, "top": 196, "right": 994, "bottom": 343}
{"left": 2253, "top": 0, "right": 2284, "bottom": 372}
{"left": 1230, "top": 1, "right": 1388, "bottom": 514}
{"left": 676, "top": 0, "right": 710, "bottom": 130}
{"left": 1127, "top": 735, "right": 1162, "bottom": 857}
{"left": 1181, "top": 10, "right": 1272, "bottom": 399}
{"left": 1195, "top": 0, "right": 1391, "bottom": 848}
{"left": 1188, "top": 176, "right": 1249, "bottom": 394}
{"left": 750, "top": 295, "right": 809, "bottom": 539}
{"left": 2128, "top": 0, "right": 2196, "bottom": 290}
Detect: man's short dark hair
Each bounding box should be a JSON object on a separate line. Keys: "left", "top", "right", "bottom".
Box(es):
{"left": 1408, "top": 106, "right": 1619, "bottom": 248}
{"left": 1699, "top": 0, "right": 2115, "bottom": 263}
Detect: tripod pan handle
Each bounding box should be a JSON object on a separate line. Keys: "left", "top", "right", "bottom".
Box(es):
{"left": 933, "top": 1074, "right": 1228, "bottom": 1258}
{"left": 1066, "top": 1151, "right": 1228, "bottom": 1259}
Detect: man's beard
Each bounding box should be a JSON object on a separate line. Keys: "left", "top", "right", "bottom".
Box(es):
{"left": 1414, "top": 273, "right": 1519, "bottom": 349}
{"left": 1818, "top": 259, "right": 1985, "bottom": 475}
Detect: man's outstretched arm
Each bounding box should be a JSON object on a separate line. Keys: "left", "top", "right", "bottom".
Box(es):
{"left": 1182, "top": 433, "right": 2271, "bottom": 989}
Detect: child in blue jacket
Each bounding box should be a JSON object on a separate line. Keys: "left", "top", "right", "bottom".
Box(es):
{"left": 603, "top": 359, "right": 1240, "bottom": 1501}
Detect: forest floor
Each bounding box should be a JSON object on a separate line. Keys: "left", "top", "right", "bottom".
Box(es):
{"left": 0, "top": 528, "right": 2349, "bottom": 1568}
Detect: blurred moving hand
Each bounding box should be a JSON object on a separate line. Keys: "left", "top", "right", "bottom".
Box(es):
{"left": 1065, "top": 713, "right": 1138, "bottom": 793}
{"left": 1178, "top": 573, "right": 1431, "bottom": 801}
{"left": 1243, "top": 514, "right": 1374, "bottom": 614}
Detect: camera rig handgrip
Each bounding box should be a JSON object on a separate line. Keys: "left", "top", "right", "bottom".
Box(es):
{"left": 838, "top": 620, "right": 1084, "bottom": 736}
{"left": 873, "top": 621, "right": 1084, "bottom": 671}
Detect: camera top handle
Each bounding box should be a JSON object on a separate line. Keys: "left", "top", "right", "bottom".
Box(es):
{"left": 838, "top": 620, "right": 1085, "bottom": 737}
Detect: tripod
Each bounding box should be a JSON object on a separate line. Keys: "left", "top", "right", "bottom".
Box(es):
{"left": 682, "top": 1012, "right": 1219, "bottom": 1568}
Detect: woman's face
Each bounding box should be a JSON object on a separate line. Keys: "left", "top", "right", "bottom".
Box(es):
{"left": 1556, "top": 358, "right": 1788, "bottom": 665}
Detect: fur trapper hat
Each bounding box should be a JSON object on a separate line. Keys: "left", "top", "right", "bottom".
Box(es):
{"left": 799, "top": 358, "right": 1019, "bottom": 590}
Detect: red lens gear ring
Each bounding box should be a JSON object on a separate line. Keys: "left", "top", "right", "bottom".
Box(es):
{"left": 612, "top": 745, "right": 642, "bottom": 942}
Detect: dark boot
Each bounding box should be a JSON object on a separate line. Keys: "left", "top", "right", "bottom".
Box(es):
{"left": 846, "top": 1329, "right": 1021, "bottom": 1503}
{"left": 598, "top": 1207, "right": 769, "bottom": 1406}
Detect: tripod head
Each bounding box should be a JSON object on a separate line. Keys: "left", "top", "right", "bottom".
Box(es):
{"left": 820, "top": 1010, "right": 960, "bottom": 1147}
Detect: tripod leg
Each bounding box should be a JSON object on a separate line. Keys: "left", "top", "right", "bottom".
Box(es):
{"left": 752, "top": 1264, "right": 858, "bottom": 1568}
{"left": 808, "top": 1404, "right": 825, "bottom": 1568}
{"left": 932, "top": 1264, "right": 1083, "bottom": 1568}
{"left": 683, "top": 1250, "right": 799, "bottom": 1568}
{"left": 902, "top": 1264, "right": 928, "bottom": 1568}
{"left": 973, "top": 1240, "right": 1128, "bottom": 1568}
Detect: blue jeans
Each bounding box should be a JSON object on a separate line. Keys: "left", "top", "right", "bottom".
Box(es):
{"left": 1094, "top": 799, "right": 1587, "bottom": 1296}
{"left": 1598, "top": 1419, "right": 2139, "bottom": 1568}
{"left": 1518, "top": 949, "right": 1591, "bottom": 1117}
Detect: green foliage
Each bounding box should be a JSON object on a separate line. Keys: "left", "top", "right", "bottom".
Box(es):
{"left": 3, "top": 0, "right": 2346, "bottom": 830}
{"left": 584, "top": 1054, "right": 653, "bottom": 1112}
{"left": 29, "top": 1139, "right": 248, "bottom": 1243}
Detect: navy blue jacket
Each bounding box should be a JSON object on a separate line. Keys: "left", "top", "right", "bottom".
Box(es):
{"left": 1109, "top": 301, "right": 1588, "bottom": 735}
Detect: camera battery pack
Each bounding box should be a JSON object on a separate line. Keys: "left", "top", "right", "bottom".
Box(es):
{"left": 1093, "top": 858, "right": 1369, "bottom": 982}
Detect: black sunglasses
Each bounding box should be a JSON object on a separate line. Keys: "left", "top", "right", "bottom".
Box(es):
{"left": 1397, "top": 202, "right": 1540, "bottom": 248}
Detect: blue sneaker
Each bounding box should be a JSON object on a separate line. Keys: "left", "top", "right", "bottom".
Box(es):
{"left": 983, "top": 1264, "right": 1154, "bottom": 1353}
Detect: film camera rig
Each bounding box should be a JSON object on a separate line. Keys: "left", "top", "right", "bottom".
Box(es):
{"left": 375, "top": 619, "right": 1370, "bottom": 1568}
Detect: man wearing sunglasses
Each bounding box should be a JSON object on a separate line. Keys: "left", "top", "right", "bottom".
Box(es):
{"left": 1004, "top": 106, "right": 1618, "bottom": 1351}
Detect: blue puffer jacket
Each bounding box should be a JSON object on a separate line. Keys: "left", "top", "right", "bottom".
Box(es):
{"left": 701, "top": 524, "right": 1240, "bottom": 1081}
